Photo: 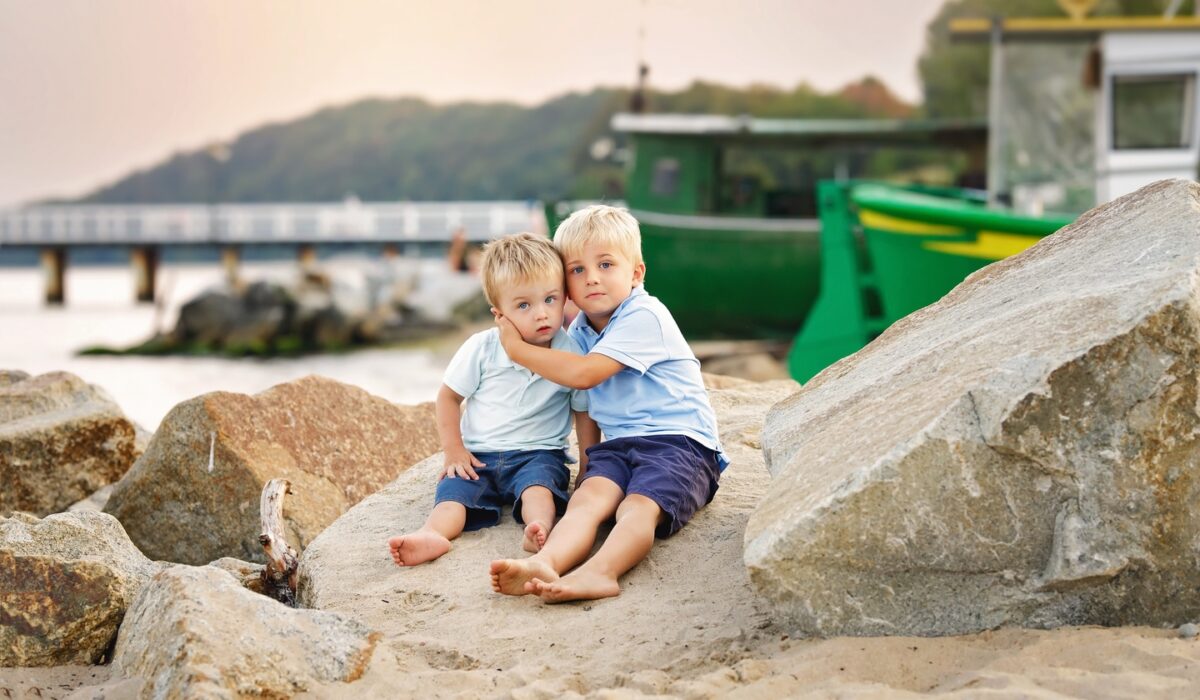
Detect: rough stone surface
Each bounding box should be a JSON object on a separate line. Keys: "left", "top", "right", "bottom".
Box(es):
{"left": 296, "top": 379, "right": 798, "bottom": 689}
{"left": 67, "top": 484, "right": 115, "bottom": 513}
{"left": 0, "top": 371, "right": 140, "bottom": 517}
{"left": 104, "top": 376, "right": 439, "bottom": 565}
{"left": 112, "top": 565, "right": 379, "bottom": 698}
{"left": 747, "top": 180, "right": 1200, "bottom": 636}
{"left": 0, "top": 511, "right": 160, "bottom": 666}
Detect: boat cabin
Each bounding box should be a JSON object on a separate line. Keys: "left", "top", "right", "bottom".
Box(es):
{"left": 951, "top": 12, "right": 1200, "bottom": 212}
{"left": 611, "top": 114, "right": 988, "bottom": 221}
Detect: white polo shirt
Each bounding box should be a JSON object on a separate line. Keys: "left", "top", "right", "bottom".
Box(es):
{"left": 443, "top": 327, "right": 589, "bottom": 453}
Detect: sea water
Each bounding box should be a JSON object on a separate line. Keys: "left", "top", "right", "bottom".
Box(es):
{"left": 0, "top": 260, "right": 450, "bottom": 431}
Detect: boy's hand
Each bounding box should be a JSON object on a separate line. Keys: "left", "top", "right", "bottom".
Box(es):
{"left": 442, "top": 445, "right": 483, "bottom": 480}
{"left": 492, "top": 310, "right": 522, "bottom": 353}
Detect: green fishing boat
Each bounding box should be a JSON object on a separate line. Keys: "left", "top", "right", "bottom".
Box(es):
{"left": 565, "top": 114, "right": 990, "bottom": 339}
{"left": 788, "top": 181, "right": 1074, "bottom": 382}
{"left": 549, "top": 10, "right": 1200, "bottom": 383}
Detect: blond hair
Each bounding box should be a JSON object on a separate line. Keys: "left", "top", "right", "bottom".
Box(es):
{"left": 552, "top": 205, "right": 643, "bottom": 267}
{"left": 479, "top": 232, "right": 564, "bottom": 306}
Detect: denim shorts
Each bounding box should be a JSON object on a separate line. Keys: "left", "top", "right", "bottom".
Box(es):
{"left": 579, "top": 435, "right": 721, "bottom": 538}
{"left": 434, "top": 448, "right": 570, "bottom": 531}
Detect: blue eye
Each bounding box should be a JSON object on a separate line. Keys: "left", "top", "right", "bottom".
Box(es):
{"left": 518, "top": 302, "right": 529, "bottom": 310}
{"left": 545, "top": 295, "right": 556, "bottom": 304}
{"left": 569, "top": 266, "right": 583, "bottom": 274}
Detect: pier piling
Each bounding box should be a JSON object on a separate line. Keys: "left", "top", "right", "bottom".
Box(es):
{"left": 297, "top": 244, "right": 317, "bottom": 271}
{"left": 40, "top": 247, "right": 66, "bottom": 305}
{"left": 131, "top": 246, "right": 159, "bottom": 303}
{"left": 221, "top": 246, "right": 240, "bottom": 287}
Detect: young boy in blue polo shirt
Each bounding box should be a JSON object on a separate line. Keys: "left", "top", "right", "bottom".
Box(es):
{"left": 388, "top": 232, "right": 600, "bottom": 566}
{"left": 489, "top": 205, "right": 726, "bottom": 602}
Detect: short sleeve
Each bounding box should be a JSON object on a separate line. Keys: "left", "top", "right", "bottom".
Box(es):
{"left": 589, "top": 308, "right": 668, "bottom": 374}
{"left": 442, "top": 332, "right": 487, "bottom": 398}
{"left": 569, "top": 389, "right": 589, "bottom": 412}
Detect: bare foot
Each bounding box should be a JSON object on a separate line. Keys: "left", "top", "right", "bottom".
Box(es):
{"left": 530, "top": 568, "right": 620, "bottom": 603}
{"left": 387, "top": 531, "right": 451, "bottom": 566}
{"left": 489, "top": 557, "right": 559, "bottom": 596}
{"left": 522, "top": 521, "right": 550, "bottom": 553}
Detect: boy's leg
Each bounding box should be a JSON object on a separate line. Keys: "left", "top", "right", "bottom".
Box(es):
{"left": 530, "top": 493, "right": 662, "bottom": 603}
{"left": 518, "top": 485, "right": 557, "bottom": 553}
{"left": 388, "top": 501, "right": 467, "bottom": 566}
{"left": 490, "top": 476, "right": 624, "bottom": 595}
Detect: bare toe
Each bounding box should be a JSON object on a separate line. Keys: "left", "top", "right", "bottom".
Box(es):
{"left": 522, "top": 521, "right": 549, "bottom": 553}
{"left": 490, "top": 558, "right": 558, "bottom": 596}
{"left": 389, "top": 532, "right": 451, "bottom": 566}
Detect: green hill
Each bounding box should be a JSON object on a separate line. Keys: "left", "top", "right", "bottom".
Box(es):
{"left": 78, "top": 79, "right": 913, "bottom": 204}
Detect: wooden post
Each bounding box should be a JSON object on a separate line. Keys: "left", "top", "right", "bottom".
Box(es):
{"left": 130, "top": 246, "right": 159, "bottom": 303}
{"left": 297, "top": 243, "right": 317, "bottom": 271}
{"left": 221, "top": 245, "right": 240, "bottom": 287}
{"left": 381, "top": 243, "right": 399, "bottom": 259}
{"left": 258, "top": 478, "right": 299, "bottom": 606}
{"left": 40, "top": 247, "right": 66, "bottom": 305}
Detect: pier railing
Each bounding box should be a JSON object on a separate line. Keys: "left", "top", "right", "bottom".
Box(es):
{"left": 0, "top": 200, "right": 544, "bottom": 304}
{"left": 0, "top": 200, "right": 543, "bottom": 246}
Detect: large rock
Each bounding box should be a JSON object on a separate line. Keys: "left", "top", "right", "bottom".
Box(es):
{"left": 0, "top": 370, "right": 140, "bottom": 517}
{"left": 746, "top": 180, "right": 1200, "bottom": 636}
{"left": 296, "top": 380, "right": 798, "bottom": 691}
{"left": 0, "top": 511, "right": 160, "bottom": 666}
{"left": 112, "top": 565, "right": 379, "bottom": 698}
{"left": 104, "top": 376, "right": 439, "bottom": 565}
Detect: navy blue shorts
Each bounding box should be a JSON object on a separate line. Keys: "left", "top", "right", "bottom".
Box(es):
{"left": 580, "top": 435, "right": 721, "bottom": 538}
{"left": 434, "top": 449, "right": 570, "bottom": 531}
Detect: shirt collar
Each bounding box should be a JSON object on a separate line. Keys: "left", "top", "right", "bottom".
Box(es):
{"left": 572, "top": 285, "right": 647, "bottom": 337}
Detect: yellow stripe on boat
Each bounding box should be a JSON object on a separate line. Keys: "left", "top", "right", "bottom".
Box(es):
{"left": 923, "top": 232, "right": 1043, "bottom": 260}
{"left": 859, "top": 210, "right": 964, "bottom": 237}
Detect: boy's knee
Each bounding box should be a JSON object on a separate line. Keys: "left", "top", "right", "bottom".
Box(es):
{"left": 617, "top": 493, "right": 662, "bottom": 523}
{"left": 569, "top": 478, "right": 623, "bottom": 517}
{"left": 519, "top": 485, "right": 555, "bottom": 506}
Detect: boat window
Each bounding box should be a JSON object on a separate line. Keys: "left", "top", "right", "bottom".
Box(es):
{"left": 651, "top": 158, "right": 680, "bottom": 196}
{"left": 1112, "top": 73, "right": 1195, "bottom": 150}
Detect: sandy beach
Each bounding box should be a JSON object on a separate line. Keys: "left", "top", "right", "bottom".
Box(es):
{"left": 3, "top": 266, "right": 1199, "bottom": 699}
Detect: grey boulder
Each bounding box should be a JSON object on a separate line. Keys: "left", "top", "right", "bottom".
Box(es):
{"left": 747, "top": 179, "right": 1200, "bottom": 636}
{"left": 112, "top": 565, "right": 379, "bottom": 698}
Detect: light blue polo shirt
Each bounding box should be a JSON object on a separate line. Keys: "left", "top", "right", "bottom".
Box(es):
{"left": 568, "top": 285, "right": 728, "bottom": 469}
{"left": 443, "top": 327, "right": 588, "bottom": 453}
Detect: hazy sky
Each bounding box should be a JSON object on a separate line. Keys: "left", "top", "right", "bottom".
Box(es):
{"left": 0, "top": 0, "right": 947, "bottom": 207}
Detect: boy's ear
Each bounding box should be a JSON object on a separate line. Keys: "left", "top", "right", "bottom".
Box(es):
{"left": 490, "top": 307, "right": 499, "bottom": 319}
{"left": 633, "top": 262, "right": 647, "bottom": 284}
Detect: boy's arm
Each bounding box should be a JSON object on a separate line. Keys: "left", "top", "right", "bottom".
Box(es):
{"left": 573, "top": 411, "right": 601, "bottom": 479}
{"left": 435, "top": 384, "right": 484, "bottom": 480}
{"left": 495, "top": 316, "right": 623, "bottom": 389}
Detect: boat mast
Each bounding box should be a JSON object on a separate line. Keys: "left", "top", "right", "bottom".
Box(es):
{"left": 985, "top": 18, "right": 1005, "bottom": 208}
{"left": 631, "top": 0, "right": 650, "bottom": 113}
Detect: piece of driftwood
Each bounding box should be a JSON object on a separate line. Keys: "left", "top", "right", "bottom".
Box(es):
{"left": 259, "top": 478, "right": 299, "bottom": 606}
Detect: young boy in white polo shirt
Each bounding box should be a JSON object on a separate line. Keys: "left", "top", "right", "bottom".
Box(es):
{"left": 489, "top": 205, "right": 726, "bottom": 602}
{"left": 388, "top": 232, "right": 600, "bottom": 566}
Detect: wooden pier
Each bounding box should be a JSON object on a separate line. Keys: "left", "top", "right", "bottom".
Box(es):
{"left": 0, "top": 200, "right": 543, "bottom": 304}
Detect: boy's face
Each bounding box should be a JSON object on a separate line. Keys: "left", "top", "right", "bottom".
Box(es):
{"left": 564, "top": 242, "right": 645, "bottom": 330}
{"left": 492, "top": 275, "right": 565, "bottom": 348}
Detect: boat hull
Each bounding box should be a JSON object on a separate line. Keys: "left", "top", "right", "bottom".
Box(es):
{"left": 633, "top": 210, "right": 821, "bottom": 338}
{"left": 788, "top": 182, "right": 1075, "bottom": 382}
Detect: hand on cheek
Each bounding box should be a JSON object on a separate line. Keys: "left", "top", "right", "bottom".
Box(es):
{"left": 493, "top": 311, "right": 521, "bottom": 350}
